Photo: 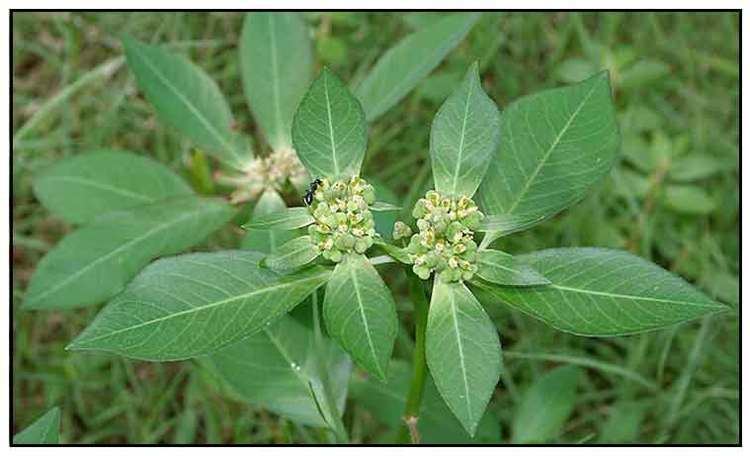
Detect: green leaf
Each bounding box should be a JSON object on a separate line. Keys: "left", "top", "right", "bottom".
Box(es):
{"left": 292, "top": 68, "right": 367, "bottom": 179}
{"left": 240, "top": 13, "right": 312, "bottom": 151}
{"left": 23, "top": 196, "right": 233, "bottom": 310}
{"left": 206, "top": 310, "right": 351, "bottom": 427}
{"left": 477, "top": 72, "right": 620, "bottom": 236}
{"left": 430, "top": 62, "right": 500, "bottom": 198}
{"left": 663, "top": 185, "right": 716, "bottom": 215}
{"left": 373, "top": 239, "right": 411, "bottom": 264}
{"left": 512, "top": 366, "right": 580, "bottom": 443}
{"left": 618, "top": 59, "right": 670, "bottom": 91}
{"left": 370, "top": 201, "right": 401, "bottom": 212}
{"left": 474, "top": 249, "right": 550, "bottom": 286}
{"left": 669, "top": 153, "right": 734, "bottom": 182}
{"left": 349, "top": 360, "right": 501, "bottom": 443}
{"left": 242, "top": 207, "right": 314, "bottom": 231}
{"left": 68, "top": 250, "right": 331, "bottom": 360}
{"left": 473, "top": 248, "right": 727, "bottom": 336}
{"left": 241, "top": 189, "right": 296, "bottom": 253}
{"left": 123, "top": 36, "right": 249, "bottom": 169}
{"left": 598, "top": 400, "right": 645, "bottom": 443}
{"left": 263, "top": 235, "right": 320, "bottom": 272}
{"left": 355, "top": 13, "right": 480, "bottom": 121}
{"left": 323, "top": 254, "right": 398, "bottom": 380}
{"left": 13, "top": 407, "right": 60, "bottom": 444}
{"left": 426, "top": 279, "right": 501, "bottom": 436}
{"left": 32, "top": 149, "right": 192, "bottom": 225}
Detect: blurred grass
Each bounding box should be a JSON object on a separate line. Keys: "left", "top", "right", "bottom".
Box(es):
{"left": 12, "top": 11, "right": 739, "bottom": 444}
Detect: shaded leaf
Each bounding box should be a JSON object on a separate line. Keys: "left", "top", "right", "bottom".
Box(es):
{"left": 292, "top": 68, "right": 367, "bottom": 179}
{"left": 240, "top": 13, "right": 312, "bottom": 150}
{"left": 663, "top": 185, "right": 716, "bottom": 215}
{"left": 23, "top": 197, "right": 234, "bottom": 310}
{"left": 478, "top": 72, "right": 620, "bottom": 236}
{"left": 324, "top": 254, "right": 398, "bottom": 380}
{"left": 123, "top": 36, "right": 249, "bottom": 168}
{"left": 430, "top": 62, "right": 500, "bottom": 198}
{"left": 512, "top": 366, "right": 580, "bottom": 443}
{"left": 13, "top": 407, "right": 60, "bottom": 444}
{"left": 242, "top": 206, "right": 314, "bottom": 231}
{"left": 206, "top": 309, "right": 351, "bottom": 427}
{"left": 68, "top": 251, "right": 330, "bottom": 360}
{"left": 263, "top": 235, "right": 320, "bottom": 272}
{"left": 32, "top": 149, "right": 191, "bottom": 225}
{"left": 598, "top": 400, "right": 645, "bottom": 443}
{"left": 241, "top": 189, "right": 296, "bottom": 253}
{"left": 473, "top": 248, "right": 727, "bottom": 336}
{"left": 669, "top": 153, "right": 734, "bottom": 182}
{"left": 349, "top": 360, "right": 501, "bottom": 443}
{"left": 355, "top": 13, "right": 479, "bottom": 121}
{"left": 426, "top": 280, "right": 501, "bottom": 436}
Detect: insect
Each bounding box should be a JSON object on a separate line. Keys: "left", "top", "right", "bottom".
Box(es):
{"left": 303, "top": 178, "right": 322, "bottom": 206}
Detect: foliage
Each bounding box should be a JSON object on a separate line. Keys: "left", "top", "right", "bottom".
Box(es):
{"left": 12, "top": 12, "right": 738, "bottom": 444}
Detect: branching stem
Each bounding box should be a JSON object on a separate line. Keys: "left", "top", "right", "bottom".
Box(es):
{"left": 398, "top": 271, "right": 430, "bottom": 444}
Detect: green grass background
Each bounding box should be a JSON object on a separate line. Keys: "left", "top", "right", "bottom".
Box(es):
{"left": 12, "top": 11, "right": 739, "bottom": 444}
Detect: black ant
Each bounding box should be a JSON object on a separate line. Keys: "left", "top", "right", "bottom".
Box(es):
{"left": 303, "top": 178, "right": 322, "bottom": 206}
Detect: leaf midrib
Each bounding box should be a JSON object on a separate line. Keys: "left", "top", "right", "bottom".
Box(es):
{"left": 448, "top": 285, "right": 473, "bottom": 425}
{"left": 505, "top": 80, "right": 600, "bottom": 214}
{"left": 323, "top": 72, "right": 340, "bottom": 176}
{"left": 27, "top": 204, "right": 223, "bottom": 306}
{"left": 40, "top": 175, "right": 157, "bottom": 203}
{"left": 359, "top": 14, "right": 473, "bottom": 120}
{"left": 267, "top": 14, "right": 286, "bottom": 149}
{"left": 550, "top": 284, "right": 723, "bottom": 309}
{"left": 135, "top": 45, "right": 237, "bottom": 162}
{"left": 448, "top": 72, "right": 474, "bottom": 195}
{"left": 72, "top": 270, "right": 329, "bottom": 346}
{"left": 349, "top": 261, "right": 383, "bottom": 378}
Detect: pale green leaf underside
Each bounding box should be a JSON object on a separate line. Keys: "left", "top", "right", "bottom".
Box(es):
{"left": 512, "top": 365, "right": 580, "bottom": 443}
{"left": 349, "top": 360, "right": 501, "bottom": 443}
{"left": 430, "top": 62, "right": 500, "bottom": 198}
{"left": 370, "top": 201, "right": 401, "bottom": 212}
{"left": 355, "top": 12, "right": 479, "bottom": 121}
{"left": 474, "top": 249, "right": 550, "bottom": 286}
{"left": 241, "top": 189, "right": 296, "bottom": 253}
{"left": 426, "top": 280, "right": 501, "bottom": 436}
{"left": 478, "top": 72, "right": 620, "bottom": 235}
{"left": 32, "top": 149, "right": 192, "bottom": 225}
{"left": 264, "top": 235, "right": 320, "bottom": 272}
{"left": 13, "top": 407, "right": 60, "bottom": 444}
{"left": 69, "top": 250, "right": 331, "bottom": 361}
{"left": 23, "top": 196, "right": 233, "bottom": 310}
{"left": 123, "top": 37, "right": 249, "bottom": 168}
{"left": 292, "top": 68, "right": 367, "bottom": 179}
{"left": 324, "top": 254, "right": 398, "bottom": 381}
{"left": 473, "top": 248, "right": 727, "bottom": 336}
{"left": 242, "top": 207, "right": 314, "bottom": 231}
{"left": 207, "top": 311, "right": 350, "bottom": 427}
{"left": 241, "top": 13, "right": 312, "bottom": 151}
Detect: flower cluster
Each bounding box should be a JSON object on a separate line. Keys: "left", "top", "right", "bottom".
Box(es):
{"left": 307, "top": 176, "right": 377, "bottom": 262}
{"left": 407, "top": 190, "right": 484, "bottom": 282}
{"left": 218, "top": 147, "right": 308, "bottom": 204}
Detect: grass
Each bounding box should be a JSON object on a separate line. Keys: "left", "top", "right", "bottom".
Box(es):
{"left": 12, "top": 11, "right": 739, "bottom": 444}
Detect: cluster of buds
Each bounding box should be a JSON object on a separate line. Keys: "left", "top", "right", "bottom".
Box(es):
{"left": 307, "top": 176, "right": 377, "bottom": 262}
{"left": 218, "top": 147, "right": 308, "bottom": 204}
{"left": 407, "top": 190, "right": 484, "bottom": 282}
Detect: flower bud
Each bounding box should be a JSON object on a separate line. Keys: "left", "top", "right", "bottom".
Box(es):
{"left": 407, "top": 190, "right": 481, "bottom": 282}
{"left": 306, "top": 176, "right": 378, "bottom": 262}
{"left": 393, "top": 221, "right": 413, "bottom": 240}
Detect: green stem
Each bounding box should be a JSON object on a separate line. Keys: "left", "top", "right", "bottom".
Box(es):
{"left": 399, "top": 272, "right": 430, "bottom": 444}
{"left": 311, "top": 291, "right": 349, "bottom": 443}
